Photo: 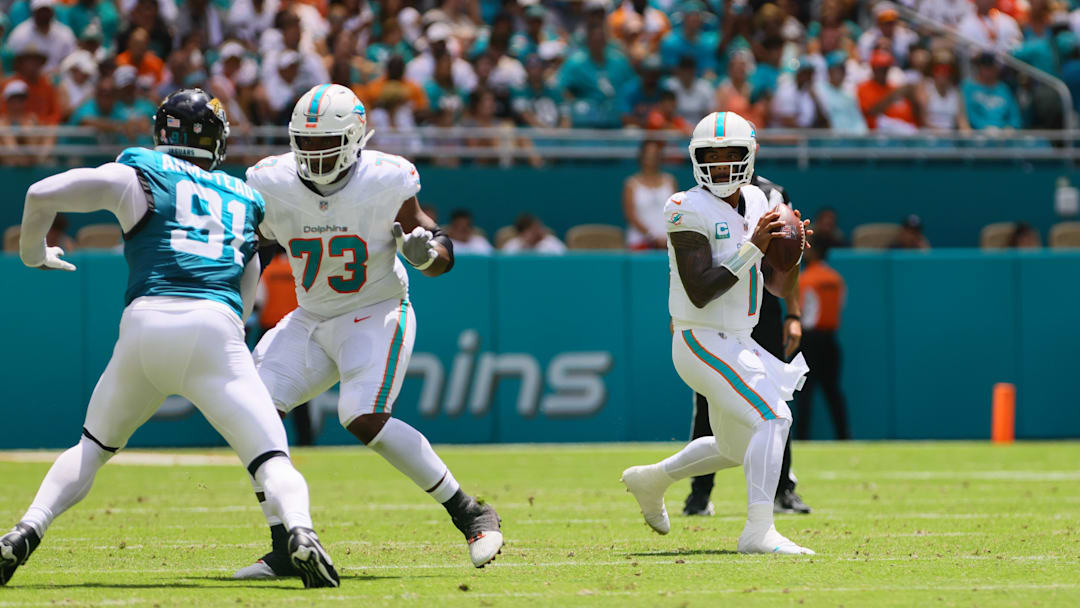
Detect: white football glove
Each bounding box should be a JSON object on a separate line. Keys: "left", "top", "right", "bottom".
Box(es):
{"left": 391, "top": 222, "right": 438, "bottom": 270}
{"left": 26, "top": 246, "right": 77, "bottom": 272}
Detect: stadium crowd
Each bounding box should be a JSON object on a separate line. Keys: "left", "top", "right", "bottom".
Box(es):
{"left": 2, "top": 0, "right": 1080, "bottom": 160}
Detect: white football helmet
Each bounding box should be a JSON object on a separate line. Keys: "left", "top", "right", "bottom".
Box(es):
{"left": 289, "top": 84, "right": 373, "bottom": 185}
{"left": 688, "top": 111, "right": 756, "bottom": 198}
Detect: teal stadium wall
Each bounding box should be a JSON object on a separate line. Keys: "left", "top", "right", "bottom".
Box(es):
{"left": 0, "top": 250, "right": 1076, "bottom": 449}
{"left": 1, "top": 159, "right": 1077, "bottom": 247}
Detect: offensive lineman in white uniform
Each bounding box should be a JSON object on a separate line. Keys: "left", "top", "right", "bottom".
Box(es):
{"left": 621, "top": 111, "right": 815, "bottom": 555}
{"left": 234, "top": 84, "right": 503, "bottom": 578}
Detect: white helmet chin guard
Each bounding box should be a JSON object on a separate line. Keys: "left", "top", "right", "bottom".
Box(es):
{"left": 688, "top": 111, "right": 757, "bottom": 198}
{"left": 289, "top": 84, "right": 374, "bottom": 185}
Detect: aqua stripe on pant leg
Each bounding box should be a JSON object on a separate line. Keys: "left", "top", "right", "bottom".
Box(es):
{"left": 682, "top": 330, "right": 776, "bottom": 420}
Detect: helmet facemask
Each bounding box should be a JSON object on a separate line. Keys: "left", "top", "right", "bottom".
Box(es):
{"left": 290, "top": 130, "right": 359, "bottom": 185}
{"left": 690, "top": 141, "right": 754, "bottom": 198}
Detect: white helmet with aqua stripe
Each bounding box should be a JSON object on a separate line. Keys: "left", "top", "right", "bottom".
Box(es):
{"left": 288, "top": 83, "right": 374, "bottom": 185}
{"left": 688, "top": 111, "right": 756, "bottom": 198}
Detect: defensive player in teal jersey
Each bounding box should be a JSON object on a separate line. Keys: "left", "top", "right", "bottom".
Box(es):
{"left": 0, "top": 89, "right": 339, "bottom": 588}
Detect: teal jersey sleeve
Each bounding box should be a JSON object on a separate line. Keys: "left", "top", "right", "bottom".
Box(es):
{"left": 116, "top": 147, "right": 263, "bottom": 317}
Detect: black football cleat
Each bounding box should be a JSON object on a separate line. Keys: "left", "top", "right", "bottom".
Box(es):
{"left": 288, "top": 527, "right": 339, "bottom": 588}
{"left": 451, "top": 502, "right": 503, "bottom": 568}
{"left": 682, "top": 491, "right": 715, "bottom": 516}
{"left": 775, "top": 489, "right": 812, "bottom": 514}
{"left": 0, "top": 523, "right": 41, "bottom": 586}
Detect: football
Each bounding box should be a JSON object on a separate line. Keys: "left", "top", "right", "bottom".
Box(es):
{"left": 764, "top": 205, "right": 805, "bottom": 272}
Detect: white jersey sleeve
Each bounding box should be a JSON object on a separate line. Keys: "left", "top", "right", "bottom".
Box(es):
{"left": 20, "top": 163, "right": 147, "bottom": 267}
{"left": 663, "top": 192, "right": 710, "bottom": 237}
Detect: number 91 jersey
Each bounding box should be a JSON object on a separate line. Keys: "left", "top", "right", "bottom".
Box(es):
{"left": 117, "top": 147, "right": 264, "bottom": 317}
{"left": 246, "top": 150, "right": 420, "bottom": 318}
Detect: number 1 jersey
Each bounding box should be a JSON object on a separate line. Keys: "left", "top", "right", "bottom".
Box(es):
{"left": 116, "top": 147, "right": 264, "bottom": 317}
{"left": 246, "top": 150, "right": 420, "bottom": 319}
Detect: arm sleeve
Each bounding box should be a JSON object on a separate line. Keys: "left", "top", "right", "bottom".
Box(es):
{"left": 20, "top": 163, "right": 147, "bottom": 267}
{"left": 240, "top": 254, "right": 261, "bottom": 323}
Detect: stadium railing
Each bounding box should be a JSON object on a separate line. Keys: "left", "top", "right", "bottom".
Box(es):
{"left": 2, "top": 125, "right": 1079, "bottom": 167}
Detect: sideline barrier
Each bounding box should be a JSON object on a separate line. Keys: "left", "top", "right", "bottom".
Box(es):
{"left": 0, "top": 250, "right": 1076, "bottom": 449}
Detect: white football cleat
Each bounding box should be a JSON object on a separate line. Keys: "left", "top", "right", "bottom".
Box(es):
{"left": 468, "top": 530, "right": 504, "bottom": 568}
{"left": 233, "top": 560, "right": 279, "bottom": 580}
{"left": 737, "top": 525, "right": 815, "bottom": 555}
{"left": 621, "top": 465, "right": 672, "bottom": 535}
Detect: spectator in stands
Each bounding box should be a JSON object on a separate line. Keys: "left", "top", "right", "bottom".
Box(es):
{"left": 620, "top": 55, "right": 666, "bottom": 128}
{"left": 4, "top": 0, "right": 77, "bottom": 73}
{"left": 856, "top": 2, "right": 917, "bottom": 66}
{"left": 608, "top": 0, "right": 670, "bottom": 54}
{"left": 810, "top": 206, "right": 849, "bottom": 255}
{"left": 857, "top": 49, "right": 920, "bottom": 133}
{"left": 962, "top": 51, "right": 1021, "bottom": 131}
{"left": 0, "top": 80, "right": 52, "bottom": 166}
{"left": 263, "top": 50, "right": 307, "bottom": 123}
{"left": 665, "top": 57, "right": 713, "bottom": 125}
{"left": 645, "top": 90, "right": 692, "bottom": 134}
{"left": 815, "top": 51, "right": 868, "bottom": 134}
{"left": 958, "top": 0, "right": 1022, "bottom": 53}
{"left": 511, "top": 55, "right": 569, "bottom": 128}
{"left": 3, "top": 45, "right": 61, "bottom": 126}
{"left": 1007, "top": 222, "right": 1041, "bottom": 248}
{"left": 117, "top": 0, "right": 174, "bottom": 60}
{"left": 771, "top": 57, "right": 828, "bottom": 128}
{"left": 112, "top": 65, "right": 156, "bottom": 142}
{"left": 406, "top": 22, "right": 478, "bottom": 94}
{"left": 715, "top": 49, "right": 754, "bottom": 118}
{"left": 63, "top": 0, "right": 121, "bottom": 54}
{"left": 806, "top": 0, "right": 860, "bottom": 57}
{"left": 367, "top": 17, "right": 414, "bottom": 67}
{"left": 116, "top": 27, "right": 165, "bottom": 87}
{"left": 227, "top": 0, "right": 281, "bottom": 45}
{"left": 794, "top": 236, "right": 850, "bottom": 441}
{"left": 559, "top": 25, "right": 635, "bottom": 128}
{"left": 57, "top": 51, "right": 98, "bottom": 122}
{"left": 502, "top": 213, "right": 566, "bottom": 254}
{"left": 76, "top": 21, "right": 108, "bottom": 64}
{"left": 511, "top": 5, "right": 558, "bottom": 61}
{"left": 891, "top": 214, "right": 930, "bottom": 250}
{"left": 424, "top": 53, "right": 467, "bottom": 124}
{"left": 357, "top": 54, "right": 429, "bottom": 127}
{"left": 424, "top": 0, "right": 481, "bottom": 44}
{"left": 924, "top": 61, "right": 969, "bottom": 132}
{"left": 446, "top": 209, "right": 494, "bottom": 254}
{"left": 208, "top": 41, "right": 260, "bottom": 131}
{"left": 751, "top": 36, "right": 784, "bottom": 96}
{"left": 68, "top": 76, "right": 127, "bottom": 138}
{"left": 659, "top": 1, "right": 717, "bottom": 77}
{"left": 260, "top": 10, "right": 330, "bottom": 94}
{"left": 175, "top": 0, "right": 226, "bottom": 50}
{"left": 623, "top": 139, "right": 676, "bottom": 251}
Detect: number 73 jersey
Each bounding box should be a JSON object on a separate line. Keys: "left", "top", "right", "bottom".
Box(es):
{"left": 246, "top": 150, "right": 421, "bottom": 318}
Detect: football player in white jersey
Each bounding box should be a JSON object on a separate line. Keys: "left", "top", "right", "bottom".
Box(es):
{"left": 233, "top": 84, "right": 503, "bottom": 578}
{"left": 621, "top": 111, "right": 815, "bottom": 555}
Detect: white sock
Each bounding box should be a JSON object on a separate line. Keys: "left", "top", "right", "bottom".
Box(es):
{"left": 743, "top": 418, "right": 790, "bottom": 527}
{"left": 660, "top": 436, "right": 739, "bottom": 480}
{"left": 20, "top": 435, "right": 113, "bottom": 537}
{"left": 249, "top": 476, "right": 283, "bottom": 527}
{"left": 367, "top": 418, "right": 461, "bottom": 504}
{"left": 254, "top": 456, "right": 313, "bottom": 531}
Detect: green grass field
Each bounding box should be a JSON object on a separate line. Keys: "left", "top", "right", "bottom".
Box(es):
{"left": 1, "top": 442, "right": 1078, "bottom": 607}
